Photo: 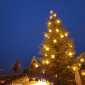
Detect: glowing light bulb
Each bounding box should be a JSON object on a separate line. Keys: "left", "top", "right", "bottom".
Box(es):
{"left": 44, "top": 34, "right": 49, "bottom": 38}
{"left": 46, "top": 47, "right": 49, "bottom": 51}
{"left": 54, "top": 13, "right": 56, "bottom": 17}
{"left": 72, "top": 66, "right": 77, "bottom": 71}
{"left": 42, "top": 60, "right": 45, "bottom": 64}
{"left": 48, "top": 22, "right": 51, "bottom": 25}
{"left": 67, "top": 66, "right": 70, "bottom": 68}
{"left": 81, "top": 72, "right": 85, "bottom": 76}
{"left": 43, "top": 45, "right": 46, "bottom": 48}
{"left": 56, "top": 29, "right": 59, "bottom": 32}
{"left": 50, "top": 16, "right": 52, "bottom": 19}
{"left": 80, "top": 58, "right": 84, "bottom": 62}
{"left": 50, "top": 10, "right": 53, "bottom": 14}
{"left": 70, "top": 45, "right": 72, "bottom": 48}
{"left": 46, "top": 60, "right": 49, "bottom": 64}
{"left": 56, "top": 20, "right": 60, "bottom": 24}
{"left": 35, "top": 64, "right": 39, "bottom": 68}
{"left": 45, "top": 54, "right": 47, "bottom": 56}
{"left": 60, "top": 35, "right": 64, "bottom": 38}
{"left": 78, "top": 63, "right": 81, "bottom": 67}
{"left": 44, "top": 34, "right": 48, "bottom": 37}
{"left": 65, "top": 33, "right": 68, "bottom": 36}
{"left": 49, "top": 29, "right": 52, "bottom": 32}
{"left": 51, "top": 55, "right": 55, "bottom": 58}
{"left": 53, "top": 39, "right": 57, "bottom": 43}
{"left": 69, "top": 52, "right": 73, "bottom": 56}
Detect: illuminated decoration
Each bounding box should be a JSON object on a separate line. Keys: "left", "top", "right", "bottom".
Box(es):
{"left": 45, "top": 54, "right": 47, "bottom": 56}
{"left": 78, "top": 64, "right": 81, "bottom": 67}
{"left": 80, "top": 58, "right": 84, "bottom": 62}
{"left": 44, "top": 45, "right": 46, "bottom": 48}
{"left": 56, "top": 29, "right": 59, "bottom": 32}
{"left": 67, "top": 66, "right": 70, "bottom": 68}
{"left": 43, "top": 45, "right": 49, "bottom": 51}
{"left": 50, "top": 10, "right": 53, "bottom": 14}
{"left": 69, "top": 52, "right": 73, "bottom": 57}
{"left": 49, "top": 29, "right": 52, "bottom": 32}
{"left": 68, "top": 44, "right": 72, "bottom": 48}
{"left": 60, "top": 34, "right": 64, "bottom": 38}
{"left": 44, "top": 34, "right": 49, "bottom": 38}
{"left": 51, "top": 55, "right": 55, "bottom": 59}
{"left": 46, "top": 47, "right": 49, "bottom": 51}
{"left": 35, "top": 64, "right": 39, "bottom": 68}
{"left": 23, "top": 79, "right": 50, "bottom": 85}
{"left": 56, "top": 19, "right": 61, "bottom": 24}
{"left": 81, "top": 71, "right": 85, "bottom": 76}
{"left": 46, "top": 60, "right": 49, "bottom": 64}
{"left": 70, "top": 45, "right": 72, "bottom": 48}
{"left": 42, "top": 70, "right": 45, "bottom": 74}
{"left": 36, "top": 81, "right": 48, "bottom": 85}
{"left": 48, "top": 22, "right": 51, "bottom": 25}
{"left": 53, "top": 39, "right": 57, "bottom": 43}
{"left": 65, "top": 32, "right": 68, "bottom": 37}
{"left": 50, "top": 16, "right": 52, "bottom": 19}
{"left": 42, "top": 60, "right": 45, "bottom": 64}
{"left": 54, "top": 13, "right": 56, "bottom": 17}
{"left": 44, "top": 34, "right": 48, "bottom": 37}
{"left": 55, "top": 74, "right": 57, "bottom": 77}
{"left": 39, "top": 11, "right": 85, "bottom": 81}
{"left": 72, "top": 66, "right": 77, "bottom": 71}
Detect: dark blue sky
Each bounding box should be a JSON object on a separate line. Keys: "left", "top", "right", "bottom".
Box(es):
{"left": 0, "top": 0, "right": 85, "bottom": 74}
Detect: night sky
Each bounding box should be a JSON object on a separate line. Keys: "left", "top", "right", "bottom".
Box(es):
{"left": 0, "top": 0, "right": 85, "bottom": 74}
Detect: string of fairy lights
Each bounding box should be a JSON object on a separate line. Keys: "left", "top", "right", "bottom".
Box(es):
{"left": 34, "top": 10, "right": 85, "bottom": 77}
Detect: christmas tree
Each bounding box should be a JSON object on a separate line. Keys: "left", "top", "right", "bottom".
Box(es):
{"left": 29, "top": 56, "right": 39, "bottom": 73}
{"left": 39, "top": 10, "right": 85, "bottom": 81}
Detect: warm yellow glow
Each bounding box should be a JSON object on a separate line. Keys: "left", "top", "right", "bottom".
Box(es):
{"left": 44, "top": 34, "right": 49, "bottom": 38}
{"left": 50, "top": 10, "right": 53, "bottom": 14}
{"left": 46, "top": 47, "right": 49, "bottom": 51}
{"left": 70, "top": 45, "right": 72, "bottom": 48}
{"left": 48, "top": 22, "right": 51, "bottom": 25}
{"left": 49, "top": 29, "right": 52, "bottom": 32}
{"left": 81, "top": 72, "right": 85, "bottom": 76}
{"left": 35, "top": 64, "right": 39, "bottom": 68}
{"left": 53, "top": 39, "right": 57, "bottom": 43}
{"left": 55, "top": 74, "right": 57, "bottom": 77}
{"left": 45, "top": 54, "right": 47, "bottom": 56}
{"left": 36, "top": 82, "right": 48, "bottom": 85}
{"left": 69, "top": 52, "right": 73, "bottom": 56}
{"left": 60, "top": 35, "right": 64, "bottom": 38}
{"left": 42, "top": 60, "right": 45, "bottom": 64}
{"left": 42, "top": 70, "right": 45, "bottom": 74}
{"left": 44, "top": 34, "right": 48, "bottom": 38}
{"left": 72, "top": 66, "right": 77, "bottom": 71}
{"left": 44, "top": 45, "right": 46, "bottom": 48}
{"left": 80, "top": 58, "right": 84, "bottom": 62}
{"left": 78, "top": 63, "right": 81, "bottom": 67}
{"left": 46, "top": 60, "right": 49, "bottom": 64}
{"left": 67, "top": 66, "right": 70, "bottom": 68}
{"left": 65, "top": 33, "right": 68, "bottom": 36}
{"left": 51, "top": 55, "right": 55, "bottom": 59}
{"left": 56, "top": 29, "right": 59, "bottom": 32}
{"left": 54, "top": 13, "right": 56, "bottom": 17}
{"left": 50, "top": 16, "right": 52, "bottom": 19}
{"left": 56, "top": 19, "right": 61, "bottom": 24}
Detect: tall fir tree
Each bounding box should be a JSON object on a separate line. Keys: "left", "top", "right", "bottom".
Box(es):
{"left": 39, "top": 10, "right": 85, "bottom": 81}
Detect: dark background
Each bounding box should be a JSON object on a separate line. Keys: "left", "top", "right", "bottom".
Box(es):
{"left": 0, "top": 0, "right": 85, "bottom": 74}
